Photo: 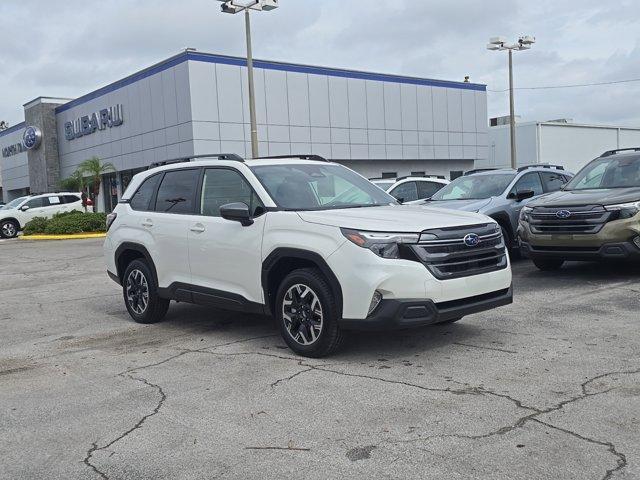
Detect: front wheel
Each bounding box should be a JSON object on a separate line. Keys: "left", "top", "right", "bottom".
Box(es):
{"left": 532, "top": 258, "right": 564, "bottom": 271}
{"left": 276, "top": 268, "right": 344, "bottom": 357}
{"left": 122, "top": 259, "right": 170, "bottom": 324}
{"left": 0, "top": 219, "right": 19, "bottom": 239}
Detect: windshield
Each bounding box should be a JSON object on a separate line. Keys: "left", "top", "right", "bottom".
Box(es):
{"left": 431, "top": 173, "right": 516, "bottom": 200}
{"left": 2, "top": 196, "right": 28, "bottom": 210}
{"left": 250, "top": 163, "right": 397, "bottom": 210}
{"left": 565, "top": 155, "right": 640, "bottom": 190}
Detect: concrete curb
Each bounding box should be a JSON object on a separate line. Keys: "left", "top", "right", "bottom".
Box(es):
{"left": 20, "top": 233, "right": 107, "bottom": 241}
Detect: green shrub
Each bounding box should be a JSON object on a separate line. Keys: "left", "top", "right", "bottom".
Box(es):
{"left": 23, "top": 217, "right": 49, "bottom": 235}
{"left": 23, "top": 212, "right": 107, "bottom": 235}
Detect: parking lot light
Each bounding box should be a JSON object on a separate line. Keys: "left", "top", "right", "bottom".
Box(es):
{"left": 215, "top": 0, "right": 279, "bottom": 158}
{"left": 487, "top": 35, "right": 536, "bottom": 169}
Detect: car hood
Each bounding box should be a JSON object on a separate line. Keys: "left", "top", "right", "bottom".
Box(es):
{"left": 528, "top": 188, "right": 640, "bottom": 207}
{"left": 422, "top": 197, "right": 493, "bottom": 212}
{"left": 297, "top": 205, "right": 493, "bottom": 232}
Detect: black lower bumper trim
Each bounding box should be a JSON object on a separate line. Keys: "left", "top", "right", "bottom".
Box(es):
{"left": 340, "top": 286, "right": 513, "bottom": 331}
{"left": 521, "top": 241, "right": 640, "bottom": 261}
{"left": 107, "top": 270, "right": 121, "bottom": 285}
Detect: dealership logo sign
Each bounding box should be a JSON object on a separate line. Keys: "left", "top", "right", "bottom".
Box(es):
{"left": 64, "top": 104, "right": 124, "bottom": 141}
{"left": 23, "top": 126, "right": 42, "bottom": 150}
{"left": 2, "top": 141, "right": 26, "bottom": 158}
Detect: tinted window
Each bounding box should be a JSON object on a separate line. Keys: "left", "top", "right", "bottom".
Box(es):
{"left": 201, "top": 168, "right": 264, "bottom": 217}
{"left": 417, "top": 181, "right": 443, "bottom": 199}
{"left": 510, "top": 172, "right": 543, "bottom": 197}
{"left": 25, "top": 197, "right": 48, "bottom": 208}
{"left": 62, "top": 195, "right": 81, "bottom": 204}
{"left": 130, "top": 174, "right": 161, "bottom": 211}
{"left": 539, "top": 172, "right": 566, "bottom": 192}
{"left": 154, "top": 169, "right": 200, "bottom": 214}
{"left": 390, "top": 182, "right": 418, "bottom": 202}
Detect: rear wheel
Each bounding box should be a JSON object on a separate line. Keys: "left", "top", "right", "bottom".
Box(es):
{"left": 122, "top": 259, "right": 170, "bottom": 324}
{"left": 532, "top": 258, "right": 564, "bottom": 271}
{"left": 0, "top": 220, "right": 19, "bottom": 239}
{"left": 276, "top": 268, "right": 344, "bottom": 357}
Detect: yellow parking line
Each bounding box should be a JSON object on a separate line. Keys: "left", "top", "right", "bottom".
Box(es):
{"left": 20, "top": 233, "right": 107, "bottom": 241}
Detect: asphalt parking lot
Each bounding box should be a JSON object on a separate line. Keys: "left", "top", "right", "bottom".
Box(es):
{"left": 1, "top": 238, "right": 638, "bottom": 480}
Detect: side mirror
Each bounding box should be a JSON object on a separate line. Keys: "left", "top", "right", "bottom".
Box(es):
{"left": 514, "top": 189, "right": 535, "bottom": 201}
{"left": 220, "top": 202, "right": 253, "bottom": 226}
{"left": 20, "top": 205, "right": 30, "bottom": 211}
{"left": 395, "top": 196, "right": 405, "bottom": 204}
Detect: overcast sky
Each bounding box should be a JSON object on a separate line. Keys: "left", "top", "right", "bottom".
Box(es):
{"left": 1, "top": 0, "right": 639, "bottom": 128}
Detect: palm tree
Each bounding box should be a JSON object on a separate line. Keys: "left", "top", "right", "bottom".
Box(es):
{"left": 78, "top": 157, "right": 116, "bottom": 212}
{"left": 59, "top": 170, "right": 85, "bottom": 192}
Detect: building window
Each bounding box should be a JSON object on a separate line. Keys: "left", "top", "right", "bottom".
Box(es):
{"left": 450, "top": 170, "right": 464, "bottom": 180}
{"left": 381, "top": 172, "right": 397, "bottom": 179}
{"left": 411, "top": 171, "right": 425, "bottom": 176}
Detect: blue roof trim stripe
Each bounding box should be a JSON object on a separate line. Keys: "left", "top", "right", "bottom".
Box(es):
{"left": 55, "top": 51, "right": 485, "bottom": 114}
{"left": 0, "top": 121, "right": 26, "bottom": 138}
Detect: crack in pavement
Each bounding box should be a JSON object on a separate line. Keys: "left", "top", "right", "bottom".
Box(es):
{"left": 83, "top": 375, "right": 166, "bottom": 479}
{"left": 452, "top": 342, "right": 518, "bottom": 354}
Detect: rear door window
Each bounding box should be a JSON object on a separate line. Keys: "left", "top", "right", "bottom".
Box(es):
{"left": 417, "top": 181, "right": 443, "bottom": 199}
{"left": 539, "top": 172, "right": 566, "bottom": 192}
{"left": 154, "top": 169, "right": 200, "bottom": 214}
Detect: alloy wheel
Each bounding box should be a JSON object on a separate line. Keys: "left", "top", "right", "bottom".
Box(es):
{"left": 1, "top": 222, "right": 16, "bottom": 238}
{"left": 126, "top": 269, "right": 149, "bottom": 315}
{"left": 282, "top": 284, "right": 323, "bottom": 345}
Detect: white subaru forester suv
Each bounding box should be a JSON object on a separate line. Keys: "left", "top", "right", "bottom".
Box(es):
{"left": 104, "top": 154, "right": 512, "bottom": 357}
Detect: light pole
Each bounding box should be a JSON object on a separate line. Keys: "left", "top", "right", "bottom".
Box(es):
{"left": 217, "top": 0, "right": 279, "bottom": 158}
{"left": 487, "top": 35, "right": 535, "bottom": 169}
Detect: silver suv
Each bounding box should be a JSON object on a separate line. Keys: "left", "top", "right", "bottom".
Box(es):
{"left": 420, "top": 165, "right": 573, "bottom": 253}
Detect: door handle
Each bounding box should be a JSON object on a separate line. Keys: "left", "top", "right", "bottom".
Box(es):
{"left": 190, "top": 224, "right": 205, "bottom": 233}
{"left": 141, "top": 219, "right": 154, "bottom": 228}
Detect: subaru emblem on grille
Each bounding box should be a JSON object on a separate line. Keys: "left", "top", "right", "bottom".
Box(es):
{"left": 463, "top": 233, "right": 480, "bottom": 247}
{"left": 556, "top": 209, "right": 571, "bottom": 219}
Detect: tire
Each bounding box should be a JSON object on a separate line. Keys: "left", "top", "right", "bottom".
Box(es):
{"left": 436, "top": 317, "right": 462, "bottom": 325}
{"left": 500, "top": 224, "right": 520, "bottom": 259}
{"left": 122, "top": 259, "right": 170, "bottom": 324}
{"left": 275, "top": 268, "right": 344, "bottom": 358}
{"left": 532, "top": 258, "right": 564, "bottom": 271}
{"left": 0, "top": 219, "right": 19, "bottom": 239}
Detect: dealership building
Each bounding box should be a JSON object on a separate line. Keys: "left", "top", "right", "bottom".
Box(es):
{"left": 0, "top": 49, "right": 488, "bottom": 209}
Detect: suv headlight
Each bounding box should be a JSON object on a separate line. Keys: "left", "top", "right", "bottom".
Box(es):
{"left": 519, "top": 206, "right": 533, "bottom": 222}
{"left": 341, "top": 228, "right": 419, "bottom": 259}
{"left": 604, "top": 201, "right": 640, "bottom": 219}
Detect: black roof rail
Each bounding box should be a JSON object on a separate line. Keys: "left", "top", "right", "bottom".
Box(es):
{"left": 254, "top": 154, "right": 329, "bottom": 162}
{"left": 396, "top": 174, "right": 446, "bottom": 181}
{"left": 517, "top": 163, "right": 565, "bottom": 172}
{"left": 463, "top": 168, "right": 497, "bottom": 176}
{"left": 148, "top": 153, "right": 244, "bottom": 169}
{"left": 600, "top": 147, "right": 640, "bottom": 157}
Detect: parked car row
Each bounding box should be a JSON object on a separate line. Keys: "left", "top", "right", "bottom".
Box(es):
{"left": 0, "top": 193, "right": 84, "bottom": 238}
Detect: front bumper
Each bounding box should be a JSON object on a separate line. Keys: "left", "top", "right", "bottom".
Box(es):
{"left": 521, "top": 241, "right": 640, "bottom": 261}
{"left": 340, "top": 286, "right": 513, "bottom": 331}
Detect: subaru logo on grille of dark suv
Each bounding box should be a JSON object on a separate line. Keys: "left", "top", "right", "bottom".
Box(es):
{"left": 463, "top": 233, "right": 480, "bottom": 247}
{"left": 556, "top": 209, "right": 571, "bottom": 219}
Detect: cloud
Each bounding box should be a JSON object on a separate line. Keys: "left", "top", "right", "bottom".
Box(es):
{"left": 1, "top": 0, "right": 639, "bottom": 128}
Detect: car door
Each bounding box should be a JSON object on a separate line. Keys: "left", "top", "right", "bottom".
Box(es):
{"left": 507, "top": 172, "right": 545, "bottom": 233}
{"left": 187, "top": 167, "right": 266, "bottom": 306}
{"left": 19, "top": 197, "right": 49, "bottom": 225}
{"left": 44, "top": 195, "right": 66, "bottom": 215}
{"left": 133, "top": 168, "right": 200, "bottom": 288}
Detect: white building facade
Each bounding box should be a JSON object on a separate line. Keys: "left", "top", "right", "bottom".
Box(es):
{"left": 1, "top": 50, "right": 489, "bottom": 208}
{"left": 486, "top": 120, "right": 640, "bottom": 173}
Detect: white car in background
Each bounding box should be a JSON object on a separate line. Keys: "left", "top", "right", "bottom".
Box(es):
{"left": 0, "top": 192, "right": 84, "bottom": 238}
{"left": 371, "top": 176, "right": 449, "bottom": 204}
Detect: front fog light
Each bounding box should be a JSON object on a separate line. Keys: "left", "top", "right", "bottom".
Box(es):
{"left": 633, "top": 236, "right": 640, "bottom": 249}
{"left": 368, "top": 291, "right": 383, "bottom": 316}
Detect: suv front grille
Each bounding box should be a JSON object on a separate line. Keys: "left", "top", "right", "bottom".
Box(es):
{"left": 411, "top": 224, "right": 508, "bottom": 280}
{"left": 528, "top": 205, "right": 611, "bottom": 234}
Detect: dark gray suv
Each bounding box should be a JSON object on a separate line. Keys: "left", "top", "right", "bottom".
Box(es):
{"left": 421, "top": 165, "right": 573, "bottom": 253}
